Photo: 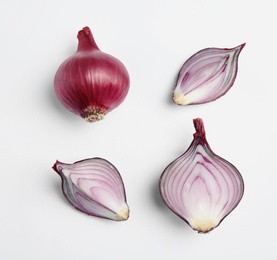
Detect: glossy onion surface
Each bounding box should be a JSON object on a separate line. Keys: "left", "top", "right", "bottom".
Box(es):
{"left": 173, "top": 44, "right": 245, "bottom": 106}
{"left": 159, "top": 118, "right": 244, "bottom": 233}
{"left": 54, "top": 26, "right": 130, "bottom": 122}
{"left": 53, "top": 157, "right": 129, "bottom": 221}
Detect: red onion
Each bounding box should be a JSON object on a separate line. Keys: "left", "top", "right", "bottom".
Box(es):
{"left": 159, "top": 118, "right": 244, "bottom": 233}
{"left": 52, "top": 157, "right": 129, "bottom": 221}
{"left": 54, "top": 26, "right": 130, "bottom": 122}
{"left": 173, "top": 44, "right": 245, "bottom": 106}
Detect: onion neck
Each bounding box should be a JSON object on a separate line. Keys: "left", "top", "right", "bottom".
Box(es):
{"left": 193, "top": 118, "right": 206, "bottom": 140}
{"left": 77, "top": 26, "right": 99, "bottom": 52}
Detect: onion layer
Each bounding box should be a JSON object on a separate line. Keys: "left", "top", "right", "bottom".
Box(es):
{"left": 173, "top": 44, "right": 245, "bottom": 106}
{"left": 159, "top": 118, "right": 244, "bottom": 233}
{"left": 52, "top": 157, "right": 129, "bottom": 221}
{"left": 54, "top": 26, "right": 130, "bottom": 122}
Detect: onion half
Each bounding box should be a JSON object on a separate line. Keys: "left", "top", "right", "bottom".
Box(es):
{"left": 159, "top": 118, "right": 244, "bottom": 233}
{"left": 173, "top": 44, "right": 245, "bottom": 106}
{"left": 52, "top": 157, "right": 129, "bottom": 221}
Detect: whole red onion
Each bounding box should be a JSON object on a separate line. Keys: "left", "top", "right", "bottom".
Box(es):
{"left": 54, "top": 26, "right": 130, "bottom": 122}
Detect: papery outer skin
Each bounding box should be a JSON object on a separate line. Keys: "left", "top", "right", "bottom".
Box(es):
{"left": 159, "top": 118, "right": 244, "bottom": 233}
{"left": 173, "top": 44, "right": 245, "bottom": 106}
{"left": 54, "top": 26, "right": 130, "bottom": 122}
{"left": 52, "top": 157, "right": 129, "bottom": 221}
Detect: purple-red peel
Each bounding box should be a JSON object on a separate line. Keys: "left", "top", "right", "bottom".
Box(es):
{"left": 173, "top": 44, "right": 245, "bottom": 106}
{"left": 52, "top": 157, "right": 129, "bottom": 221}
{"left": 159, "top": 118, "right": 244, "bottom": 233}
{"left": 54, "top": 26, "right": 130, "bottom": 122}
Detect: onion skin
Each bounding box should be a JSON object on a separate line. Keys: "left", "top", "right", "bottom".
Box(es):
{"left": 159, "top": 118, "right": 244, "bottom": 233}
{"left": 54, "top": 26, "right": 130, "bottom": 122}
{"left": 52, "top": 157, "right": 129, "bottom": 221}
{"left": 173, "top": 44, "right": 245, "bottom": 106}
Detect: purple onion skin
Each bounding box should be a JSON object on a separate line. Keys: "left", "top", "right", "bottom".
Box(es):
{"left": 52, "top": 157, "right": 129, "bottom": 221}
{"left": 54, "top": 26, "right": 130, "bottom": 122}
{"left": 173, "top": 44, "right": 245, "bottom": 106}
{"left": 159, "top": 118, "right": 244, "bottom": 233}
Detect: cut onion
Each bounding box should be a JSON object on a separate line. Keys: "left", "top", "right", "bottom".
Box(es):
{"left": 173, "top": 44, "right": 245, "bottom": 106}
{"left": 52, "top": 157, "right": 129, "bottom": 221}
{"left": 159, "top": 118, "right": 244, "bottom": 233}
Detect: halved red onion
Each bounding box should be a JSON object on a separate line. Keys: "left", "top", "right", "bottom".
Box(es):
{"left": 159, "top": 118, "right": 244, "bottom": 233}
{"left": 173, "top": 44, "right": 245, "bottom": 105}
{"left": 52, "top": 157, "right": 129, "bottom": 221}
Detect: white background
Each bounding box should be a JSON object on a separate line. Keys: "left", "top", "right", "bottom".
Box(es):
{"left": 1, "top": 0, "right": 276, "bottom": 259}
